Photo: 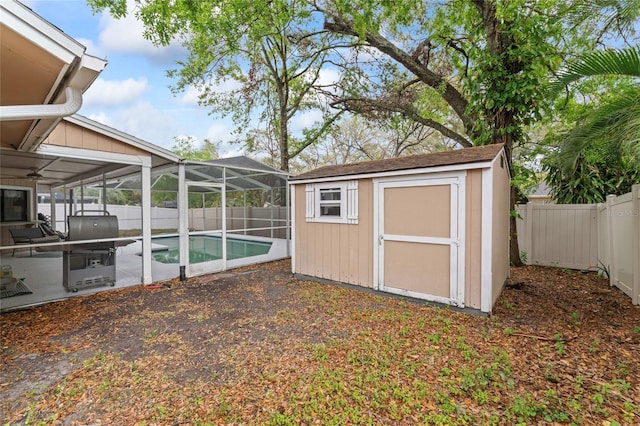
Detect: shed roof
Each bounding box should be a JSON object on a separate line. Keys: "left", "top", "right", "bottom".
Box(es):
{"left": 290, "top": 143, "right": 505, "bottom": 181}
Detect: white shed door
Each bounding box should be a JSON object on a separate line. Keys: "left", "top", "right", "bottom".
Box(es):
{"left": 376, "top": 177, "right": 464, "bottom": 306}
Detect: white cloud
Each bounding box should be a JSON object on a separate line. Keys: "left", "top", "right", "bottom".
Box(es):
{"left": 179, "top": 79, "right": 243, "bottom": 105}
{"left": 180, "top": 86, "right": 205, "bottom": 105}
{"left": 205, "top": 122, "right": 243, "bottom": 157}
{"left": 318, "top": 68, "right": 342, "bottom": 87}
{"left": 290, "top": 109, "right": 323, "bottom": 133}
{"left": 87, "top": 112, "right": 113, "bottom": 127}
{"left": 219, "top": 146, "right": 244, "bottom": 158}
{"left": 205, "top": 122, "right": 236, "bottom": 143}
{"left": 83, "top": 77, "right": 148, "bottom": 107}
{"left": 97, "top": 7, "right": 185, "bottom": 62}
{"left": 83, "top": 102, "right": 179, "bottom": 149}
{"left": 111, "top": 101, "right": 178, "bottom": 148}
{"left": 76, "top": 37, "right": 106, "bottom": 59}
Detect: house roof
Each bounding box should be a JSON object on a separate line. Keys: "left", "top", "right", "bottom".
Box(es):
{"left": 529, "top": 182, "right": 551, "bottom": 197}
{"left": 290, "top": 143, "right": 505, "bottom": 181}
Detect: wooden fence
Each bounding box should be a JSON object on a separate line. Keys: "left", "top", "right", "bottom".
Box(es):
{"left": 516, "top": 184, "right": 639, "bottom": 305}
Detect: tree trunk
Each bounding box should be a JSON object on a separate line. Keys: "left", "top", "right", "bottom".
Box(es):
{"left": 509, "top": 185, "right": 524, "bottom": 267}
{"left": 494, "top": 124, "right": 524, "bottom": 267}
{"left": 474, "top": 0, "right": 524, "bottom": 267}
{"left": 279, "top": 113, "right": 289, "bottom": 172}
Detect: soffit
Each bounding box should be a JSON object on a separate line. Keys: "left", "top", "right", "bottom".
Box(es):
{"left": 0, "top": 24, "right": 67, "bottom": 150}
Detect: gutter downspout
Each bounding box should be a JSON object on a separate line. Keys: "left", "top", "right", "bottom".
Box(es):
{"left": 0, "top": 86, "right": 82, "bottom": 121}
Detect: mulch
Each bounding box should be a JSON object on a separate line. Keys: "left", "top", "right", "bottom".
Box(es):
{"left": 0, "top": 260, "right": 638, "bottom": 424}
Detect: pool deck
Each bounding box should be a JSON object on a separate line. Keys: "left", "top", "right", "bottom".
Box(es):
{"left": 1, "top": 235, "right": 289, "bottom": 312}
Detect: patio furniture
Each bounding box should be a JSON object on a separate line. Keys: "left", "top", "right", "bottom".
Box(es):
{"left": 37, "top": 213, "right": 65, "bottom": 238}
{"left": 9, "top": 227, "right": 61, "bottom": 256}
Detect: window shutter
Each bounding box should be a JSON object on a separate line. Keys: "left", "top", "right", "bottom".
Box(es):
{"left": 347, "top": 180, "right": 358, "bottom": 224}
{"left": 305, "top": 184, "right": 315, "bottom": 222}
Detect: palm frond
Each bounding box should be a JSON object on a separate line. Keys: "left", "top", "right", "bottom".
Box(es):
{"left": 549, "top": 47, "right": 640, "bottom": 98}
{"left": 556, "top": 86, "right": 640, "bottom": 172}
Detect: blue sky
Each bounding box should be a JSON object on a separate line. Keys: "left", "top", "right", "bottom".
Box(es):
{"left": 26, "top": 0, "right": 241, "bottom": 156}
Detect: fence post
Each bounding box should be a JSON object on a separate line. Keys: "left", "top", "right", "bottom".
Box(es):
{"left": 525, "top": 202, "right": 533, "bottom": 264}
{"left": 632, "top": 184, "right": 639, "bottom": 305}
{"left": 606, "top": 194, "right": 616, "bottom": 288}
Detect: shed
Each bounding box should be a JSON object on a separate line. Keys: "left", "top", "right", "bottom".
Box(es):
{"left": 289, "top": 144, "right": 510, "bottom": 314}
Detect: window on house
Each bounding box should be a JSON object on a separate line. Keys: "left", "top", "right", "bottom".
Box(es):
{"left": 305, "top": 181, "right": 358, "bottom": 224}
{"left": 1, "top": 188, "right": 30, "bottom": 223}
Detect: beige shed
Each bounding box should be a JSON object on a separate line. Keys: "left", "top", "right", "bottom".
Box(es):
{"left": 290, "top": 144, "right": 510, "bottom": 314}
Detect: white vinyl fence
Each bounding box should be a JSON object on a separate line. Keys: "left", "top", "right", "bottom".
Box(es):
{"left": 38, "top": 203, "right": 288, "bottom": 238}
{"left": 188, "top": 206, "right": 288, "bottom": 238}
{"left": 39, "top": 203, "right": 179, "bottom": 232}
{"left": 516, "top": 184, "right": 639, "bottom": 305}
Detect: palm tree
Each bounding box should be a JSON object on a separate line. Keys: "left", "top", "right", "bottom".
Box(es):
{"left": 548, "top": 46, "right": 640, "bottom": 201}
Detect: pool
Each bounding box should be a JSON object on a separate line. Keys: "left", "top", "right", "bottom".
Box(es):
{"left": 150, "top": 235, "right": 272, "bottom": 264}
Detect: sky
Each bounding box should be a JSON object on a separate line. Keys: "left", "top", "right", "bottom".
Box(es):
{"left": 25, "top": 0, "right": 242, "bottom": 156}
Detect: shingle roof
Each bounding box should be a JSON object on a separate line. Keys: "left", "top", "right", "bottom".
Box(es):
{"left": 290, "top": 144, "right": 505, "bottom": 181}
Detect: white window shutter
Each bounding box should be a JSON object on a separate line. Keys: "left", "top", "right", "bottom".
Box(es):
{"left": 346, "top": 180, "right": 358, "bottom": 224}
{"left": 305, "top": 184, "right": 315, "bottom": 222}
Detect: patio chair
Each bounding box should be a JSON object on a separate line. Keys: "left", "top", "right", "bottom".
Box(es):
{"left": 37, "top": 213, "right": 65, "bottom": 238}
{"left": 9, "top": 227, "right": 61, "bottom": 256}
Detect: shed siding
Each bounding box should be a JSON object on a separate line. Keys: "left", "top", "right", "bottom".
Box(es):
{"left": 491, "top": 155, "right": 510, "bottom": 305}
{"left": 43, "top": 121, "right": 148, "bottom": 156}
{"left": 294, "top": 178, "right": 373, "bottom": 287}
{"left": 464, "top": 169, "right": 483, "bottom": 309}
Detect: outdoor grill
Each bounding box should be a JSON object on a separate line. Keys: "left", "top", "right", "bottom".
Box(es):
{"left": 63, "top": 214, "right": 123, "bottom": 292}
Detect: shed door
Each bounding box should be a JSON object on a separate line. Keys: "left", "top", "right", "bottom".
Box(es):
{"left": 377, "top": 177, "right": 464, "bottom": 306}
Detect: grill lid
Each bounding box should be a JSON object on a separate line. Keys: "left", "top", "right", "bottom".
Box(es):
{"left": 67, "top": 215, "right": 119, "bottom": 241}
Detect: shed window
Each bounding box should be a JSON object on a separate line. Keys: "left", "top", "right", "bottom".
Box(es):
{"left": 305, "top": 181, "right": 358, "bottom": 224}
{"left": 319, "top": 188, "right": 342, "bottom": 217}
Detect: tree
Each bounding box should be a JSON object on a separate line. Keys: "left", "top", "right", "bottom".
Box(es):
{"left": 543, "top": 49, "right": 640, "bottom": 202}
{"left": 549, "top": 47, "right": 640, "bottom": 178}
{"left": 89, "top": 0, "right": 346, "bottom": 171}
{"left": 317, "top": 0, "right": 576, "bottom": 265}
{"left": 540, "top": 0, "right": 640, "bottom": 202}
{"left": 89, "top": 0, "right": 612, "bottom": 265}
{"left": 544, "top": 135, "right": 640, "bottom": 203}
{"left": 171, "top": 136, "right": 218, "bottom": 161}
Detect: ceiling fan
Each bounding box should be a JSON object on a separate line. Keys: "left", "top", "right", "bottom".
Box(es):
{"left": 26, "top": 168, "right": 43, "bottom": 180}
{"left": 2, "top": 167, "right": 46, "bottom": 181}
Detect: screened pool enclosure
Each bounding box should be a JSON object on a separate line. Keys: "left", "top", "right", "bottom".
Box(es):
{"left": 1, "top": 148, "right": 290, "bottom": 311}
{"left": 119, "top": 156, "right": 291, "bottom": 277}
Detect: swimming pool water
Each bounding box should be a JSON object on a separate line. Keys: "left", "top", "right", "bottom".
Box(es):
{"left": 150, "top": 236, "right": 272, "bottom": 264}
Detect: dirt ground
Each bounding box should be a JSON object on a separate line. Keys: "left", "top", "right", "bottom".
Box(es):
{"left": 1, "top": 260, "right": 638, "bottom": 424}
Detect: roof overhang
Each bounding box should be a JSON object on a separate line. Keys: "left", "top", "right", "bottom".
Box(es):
{"left": 0, "top": 0, "right": 107, "bottom": 152}
{"left": 288, "top": 160, "right": 497, "bottom": 185}
{"left": 289, "top": 144, "right": 506, "bottom": 184}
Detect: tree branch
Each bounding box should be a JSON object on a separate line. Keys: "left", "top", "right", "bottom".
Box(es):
{"left": 331, "top": 97, "right": 472, "bottom": 148}
{"left": 324, "top": 16, "right": 477, "bottom": 138}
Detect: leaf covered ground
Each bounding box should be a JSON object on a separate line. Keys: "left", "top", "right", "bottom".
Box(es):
{"left": 1, "top": 260, "right": 639, "bottom": 425}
